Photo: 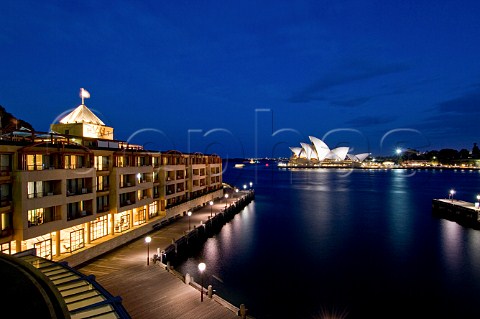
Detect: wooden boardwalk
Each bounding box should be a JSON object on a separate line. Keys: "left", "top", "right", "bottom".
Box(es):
{"left": 92, "top": 263, "right": 240, "bottom": 319}
{"left": 77, "top": 191, "right": 253, "bottom": 319}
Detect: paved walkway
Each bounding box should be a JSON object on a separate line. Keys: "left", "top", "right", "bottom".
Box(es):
{"left": 77, "top": 191, "right": 253, "bottom": 319}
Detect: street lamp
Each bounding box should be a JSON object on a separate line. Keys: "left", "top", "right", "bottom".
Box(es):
{"left": 249, "top": 181, "right": 253, "bottom": 188}
{"left": 198, "top": 262, "right": 206, "bottom": 302}
{"left": 243, "top": 184, "right": 247, "bottom": 190}
{"left": 209, "top": 201, "right": 214, "bottom": 217}
{"left": 476, "top": 195, "right": 480, "bottom": 210}
{"left": 224, "top": 194, "right": 229, "bottom": 208}
{"left": 396, "top": 148, "right": 402, "bottom": 166}
{"left": 187, "top": 211, "right": 192, "bottom": 231}
{"left": 449, "top": 189, "right": 455, "bottom": 202}
{"left": 145, "top": 236, "right": 151, "bottom": 265}
{"left": 235, "top": 188, "right": 239, "bottom": 197}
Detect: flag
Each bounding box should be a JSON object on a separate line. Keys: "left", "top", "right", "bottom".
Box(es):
{"left": 80, "top": 88, "right": 90, "bottom": 99}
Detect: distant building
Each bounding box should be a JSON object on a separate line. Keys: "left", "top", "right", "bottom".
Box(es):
{"left": 288, "top": 136, "right": 370, "bottom": 166}
{"left": 0, "top": 91, "right": 223, "bottom": 265}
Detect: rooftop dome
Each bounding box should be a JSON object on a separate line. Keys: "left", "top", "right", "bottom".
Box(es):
{"left": 59, "top": 104, "right": 105, "bottom": 125}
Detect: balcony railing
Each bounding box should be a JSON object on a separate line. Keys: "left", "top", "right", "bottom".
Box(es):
{"left": 120, "top": 199, "right": 134, "bottom": 207}
{"left": 67, "top": 188, "right": 91, "bottom": 196}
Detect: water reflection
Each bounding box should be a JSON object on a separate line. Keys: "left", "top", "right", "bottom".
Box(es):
{"left": 177, "top": 166, "right": 480, "bottom": 318}
{"left": 386, "top": 170, "right": 413, "bottom": 259}
{"left": 440, "top": 220, "right": 463, "bottom": 274}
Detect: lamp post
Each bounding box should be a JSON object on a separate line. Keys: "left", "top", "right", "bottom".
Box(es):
{"left": 235, "top": 188, "right": 239, "bottom": 197}
{"left": 209, "top": 201, "right": 214, "bottom": 217}
{"left": 395, "top": 148, "right": 402, "bottom": 166}
{"left": 243, "top": 184, "right": 247, "bottom": 190}
{"left": 187, "top": 211, "right": 192, "bottom": 231}
{"left": 224, "top": 193, "right": 229, "bottom": 208}
{"left": 198, "top": 262, "right": 206, "bottom": 302}
{"left": 249, "top": 181, "right": 253, "bottom": 188}
{"left": 449, "top": 189, "right": 455, "bottom": 202}
{"left": 145, "top": 236, "right": 151, "bottom": 265}
{"left": 476, "top": 195, "right": 480, "bottom": 210}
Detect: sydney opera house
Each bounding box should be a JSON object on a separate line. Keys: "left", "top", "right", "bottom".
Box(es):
{"left": 287, "top": 136, "right": 370, "bottom": 167}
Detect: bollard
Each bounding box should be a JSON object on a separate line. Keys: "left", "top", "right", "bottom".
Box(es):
{"left": 166, "top": 261, "right": 170, "bottom": 272}
{"left": 185, "top": 273, "right": 191, "bottom": 285}
{"left": 207, "top": 285, "right": 213, "bottom": 298}
{"left": 239, "top": 304, "right": 247, "bottom": 319}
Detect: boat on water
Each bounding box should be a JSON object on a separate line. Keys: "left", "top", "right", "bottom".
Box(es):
{"left": 235, "top": 163, "right": 245, "bottom": 168}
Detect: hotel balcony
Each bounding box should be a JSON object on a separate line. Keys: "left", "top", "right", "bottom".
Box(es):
{"left": 67, "top": 209, "right": 92, "bottom": 221}
{"left": 66, "top": 187, "right": 92, "bottom": 196}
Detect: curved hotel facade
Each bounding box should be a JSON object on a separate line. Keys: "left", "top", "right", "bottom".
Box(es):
{"left": 0, "top": 94, "right": 223, "bottom": 267}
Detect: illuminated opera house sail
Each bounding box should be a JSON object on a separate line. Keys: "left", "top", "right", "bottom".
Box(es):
{"left": 288, "top": 136, "right": 370, "bottom": 166}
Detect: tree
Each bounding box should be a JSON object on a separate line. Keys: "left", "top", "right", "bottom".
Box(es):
{"left": 459, "top": 148, "right": 470, "bottom": 159}
{"left": 472, "top": 143, "right": 480, "bottom": 159}
{"left": 438, "top": 148, "right": 459, "bottom": 161}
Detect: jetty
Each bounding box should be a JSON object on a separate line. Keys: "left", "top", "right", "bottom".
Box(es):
{"left": 431, "top": 198, "right": 480, "bottom": 228}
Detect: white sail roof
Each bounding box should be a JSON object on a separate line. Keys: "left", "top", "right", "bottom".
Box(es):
{"left": 59, "top": 104, "right": 105, "bottom": 125}
{"left": 326, "top": 147, "right": 350, "bottom": 160}
{"left": 289, "top": 147, "right": 303, "bottom": 157}
{"left": 290, "top": 136, "right": 369, "bottom": 163}
{"left": 309, "top": 136, "right": 331, "bottom": 161}
{"left": 300, "top": 142, "right": 318, "bottom": 160}
{"left": 347, "top": 153, "right": 370, "bottom": 162}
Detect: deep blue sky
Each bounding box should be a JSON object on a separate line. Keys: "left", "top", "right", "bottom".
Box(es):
{"left": 2, "top": 1, "right": 480, "bottom": 159}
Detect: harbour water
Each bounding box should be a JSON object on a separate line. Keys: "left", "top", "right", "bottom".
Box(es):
{"left": 177, "top": 163, "right": 480, "bottom": 318}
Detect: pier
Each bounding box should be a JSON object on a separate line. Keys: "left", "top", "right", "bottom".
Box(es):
{"left": 431, "top": 198, "right": 480, "bottom": 228}
{"left": 77, "top": 190, "right": 255, "bottom": 319}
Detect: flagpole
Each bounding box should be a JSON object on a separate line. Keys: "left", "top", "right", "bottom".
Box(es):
{"left": 80, "top": 88, "right": 90, "bottom": 105}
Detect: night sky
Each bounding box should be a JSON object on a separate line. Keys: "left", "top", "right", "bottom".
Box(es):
{"left": 2, "top": 1, "right": 480, "bottom": 159}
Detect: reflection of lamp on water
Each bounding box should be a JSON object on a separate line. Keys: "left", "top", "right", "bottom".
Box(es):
{"left": 198, "top": 262, "right": 206, "bottom": 302}
{"left": 209, "top": 201, "right": 214, "bottom": 217}
{"left": 187, "top": 211, "right": 192, "bottom": 231}
{"left": 224, "top": 193, "right": 229, "bottom": 208}
{"left": 145, "top": 236, "right": 151, "bottom": 265}
{"left": 449, "top": 189, "right": 455, "bottom": 202}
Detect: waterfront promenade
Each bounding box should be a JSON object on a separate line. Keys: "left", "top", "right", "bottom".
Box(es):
{"left": 77, "top": 190, "right": 254, "bottom": 319}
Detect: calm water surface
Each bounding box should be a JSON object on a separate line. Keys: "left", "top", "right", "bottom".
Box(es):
{"left": 177, "top": 164, "right": 480, "bottom": 318}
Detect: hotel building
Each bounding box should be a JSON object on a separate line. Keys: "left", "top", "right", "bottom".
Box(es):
{"left": 0, "top": 97, "right": 223, "bottom": 267}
